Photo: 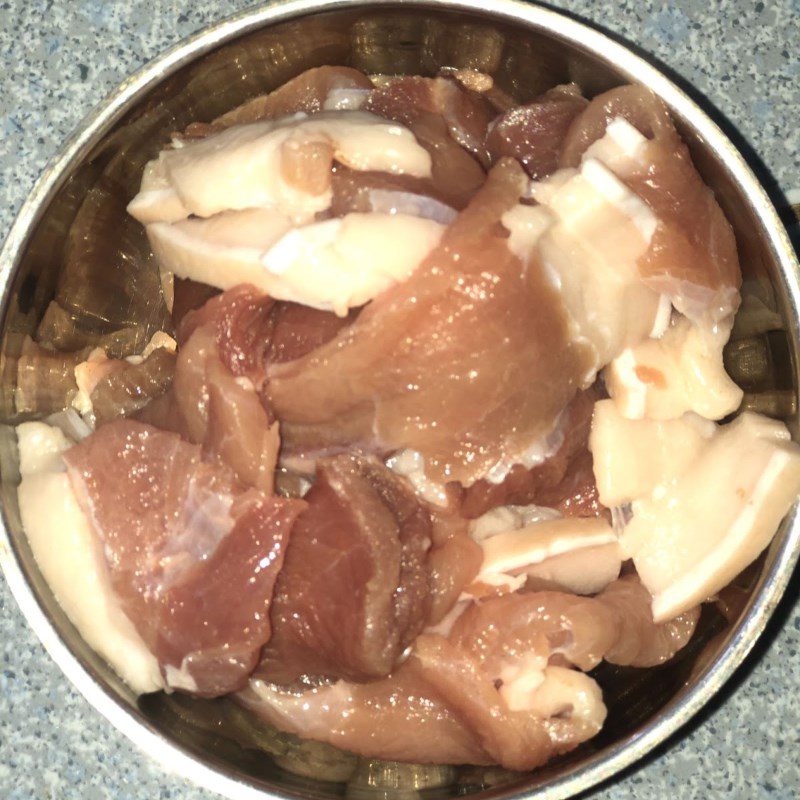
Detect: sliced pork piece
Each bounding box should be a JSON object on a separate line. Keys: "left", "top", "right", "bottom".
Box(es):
{"left": 403, "top": 582, "right": 694, "bottom": 769}
{"left": 240, "top": 662, "right": 491, "bottom": 766}
{"left": 616, "top": 412, "right": 800, "bottom": 621}
{"left": 177, "top": 283, "right": 358, "bottom": 380}
{"left": 184, "top": 66, "right": 375, "bottom": 137}
{"left": 170, "top": 288, "right": 280, "bottom": 493}
{"left": 177, "top": 284, "right": 275, "bottom": 383}
{"left": 451, "top": 575, "right": 698, "bottom": 672}
{"left": 245, "top": 574, "right": 695, "bottom": 770}
{"left": 259, "top": 454, "right": 433, "bottom": 684}
{"left": 589, "top": 399, "right": 716, "bottom": 507}
{"left": 147, "top": 207, "right": 292, "bottom": 294}
{"left": 267, "top": 301, "right": 359, "bottom": 364}
{"left": 17, "top": 421, "right": 163, "bottom": 694}
{"left": 129, "top": 111, "right": 433, "bottom": 227}
{"left": 202, "top": 351, "right": 281, "bottom": 494}
{"left": 592, "top": 404, "right": 800, "bottom": 621}
{"left": 605, "top": 314, "right": 743, "bottom": 421}
{"left": 562, "top": 86, "right": 741, "bottom": 323}
{"left": 451, "top": 588, "right": 614, "bottom": 675}
{"left": 64, "top": 419, "right": 305, "bottom": 696}
{"left": 149, "top": 209, "right": 444, "bottom": 315}
{"left": 486, "top": 83, "right": 588, "bottom": 179}
{"left": 267, "top": 160, "right": 596, "bottom": 486}
{"left": 366, "top": 75, "right": 494, "bottom": 164}
{"left": 522, "top": 157, "right": 664, "bottom": 374}
{"left": 597, "top": 576, "right": 700, "bottom": 667}
{"left": 521, "top": 537, "right": 623, "bottom": 596}
{"left": 365, "top": 77, "right": 487, "bottom": 208}
{"left": 411, "top": 634, "right": 605, "bottom": 771}
{"left": 457, "top": 388, "right": 602, "bottom": 518}
{"left": 559, "top": 84, "right": 674, "bottom": 168}
{"left": 261, "top": 213, "right": 445, "bottom": 315}
{"left": 330, "top": 166, "right": 458, "bottom": 220}
{"left": 473, "top": 515, "right": 622, "bottom": 597}
{"left": 153, "top": 285, "right": 359, "bottom": 485}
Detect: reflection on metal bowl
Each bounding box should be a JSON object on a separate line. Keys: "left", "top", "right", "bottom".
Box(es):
{"left": 0, "top": 1, "right": 798, "bottom": 799}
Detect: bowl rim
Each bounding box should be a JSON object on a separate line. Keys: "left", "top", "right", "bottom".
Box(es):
{"left": 1, "top": 1, "right": 799, "bottom": 798}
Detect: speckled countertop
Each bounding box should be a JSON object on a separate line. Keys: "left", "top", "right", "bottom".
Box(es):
{"left": 1, "top": 1, "right": 798, "bottom": 798}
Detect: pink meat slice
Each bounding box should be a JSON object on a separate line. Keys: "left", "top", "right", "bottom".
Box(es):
{"left": 408, "top": 576, "right": 698, "bottom": 769}
{"left": 64, "top": 419, "right": 305, "bottom": 696}
{"left": 182, "top": 66, "right": 374, "bottom": 138}
{"left": 451, "top": 587, "right": 615, "bottom": 674}
{"left": 258, "top": 454, "right": 434, "bottom": 684}
{"left": 267, "top": 159, "right": 596, "bottom": 486}
{"left": 243, "top": 576, "right": 697, "bottom": 769}
{"left": 177, "top": 284, "right": 275, "bottom": 385}
{"left": 267, "top": 300, "right": 359, "bottom": 364}
{"left": 170, "top": 287, "right": 280, "bottom": 493}
{"left": 201, "top": 352, "right": 280, "bottom": 494}
{"left": 365, "top": 76, "right": 487, "bottom": 208}
{"left": 559, "top": 84, "right": 674, "bottom": 167}
{"left": 409, "top": 634, "right": 586, "bottom": 771}
{"left": 239, "top": 660, "right": 491, "bottom": 766}
{"left": 486, "top": 83, "right": 588, "bottom": 179}
{"left": 427, "top": 505, "right": 484, "bottom": 625}
{"left": 457, "top": 386, "right": 603, "bottom": 519}
{"left": 561, "top": 85, "right": 741, "bottom": 321}
{"left": 144, "top": 285, "right": 360, "bottom": 490}
{"left": 330, "top": 165, "right": 459, "bottom": 221}
{"left": 366, "top": 75, "right": 495, "bottom": 163}
{"left": 178, "top": 285, "right": 357, "bottom": 376}
{"left": 450, "top": 575, "right": 699, "bottom": 672}
{"left": 597, "top": 574, "right": 700, "bottom": 667}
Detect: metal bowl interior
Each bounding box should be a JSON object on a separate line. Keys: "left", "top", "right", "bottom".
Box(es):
{"left": 1, "top": 1, "right": 799, "bottom": 799}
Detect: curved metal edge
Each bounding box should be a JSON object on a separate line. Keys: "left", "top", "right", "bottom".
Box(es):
{"left": 0, "top": 1, "right": 798, "bottom": 799}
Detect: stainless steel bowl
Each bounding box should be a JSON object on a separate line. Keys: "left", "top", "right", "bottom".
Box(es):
{"left": 1, "top": 1, "right": 798, "bottom": 798}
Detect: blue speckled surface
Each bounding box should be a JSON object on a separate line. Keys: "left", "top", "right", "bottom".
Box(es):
{"left": 1, "top": 1, "right": 799, "bottom": 798}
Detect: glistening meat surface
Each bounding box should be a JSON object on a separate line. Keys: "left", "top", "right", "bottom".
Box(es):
{"left": 267, "top": 159, "right": 596, "bottom": 486}
{"left": 562, "top": 85, "right": 741, "bottom": 322}
{"left": 487, "top": 83, "right": 588, "bottom": 179}
{"left": 365, "top": 76, "right": 488, "bottom": 208}
{"left": 143, "top": 285, "right": 357, "bottom": 492}
{"left": 168, "top": 287, "right": 280, "bottom": 493}
{"left": 242, "top": 576, "right": 698, "bottom": 769}
{"left": 457, "top": 386, "right": 604, "bottom": 519}
{"left": 64, "top": 419, "right": 305, "bottom": 696}
{"left": 259, "top": 454, "right": 434, "bottom": 684}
